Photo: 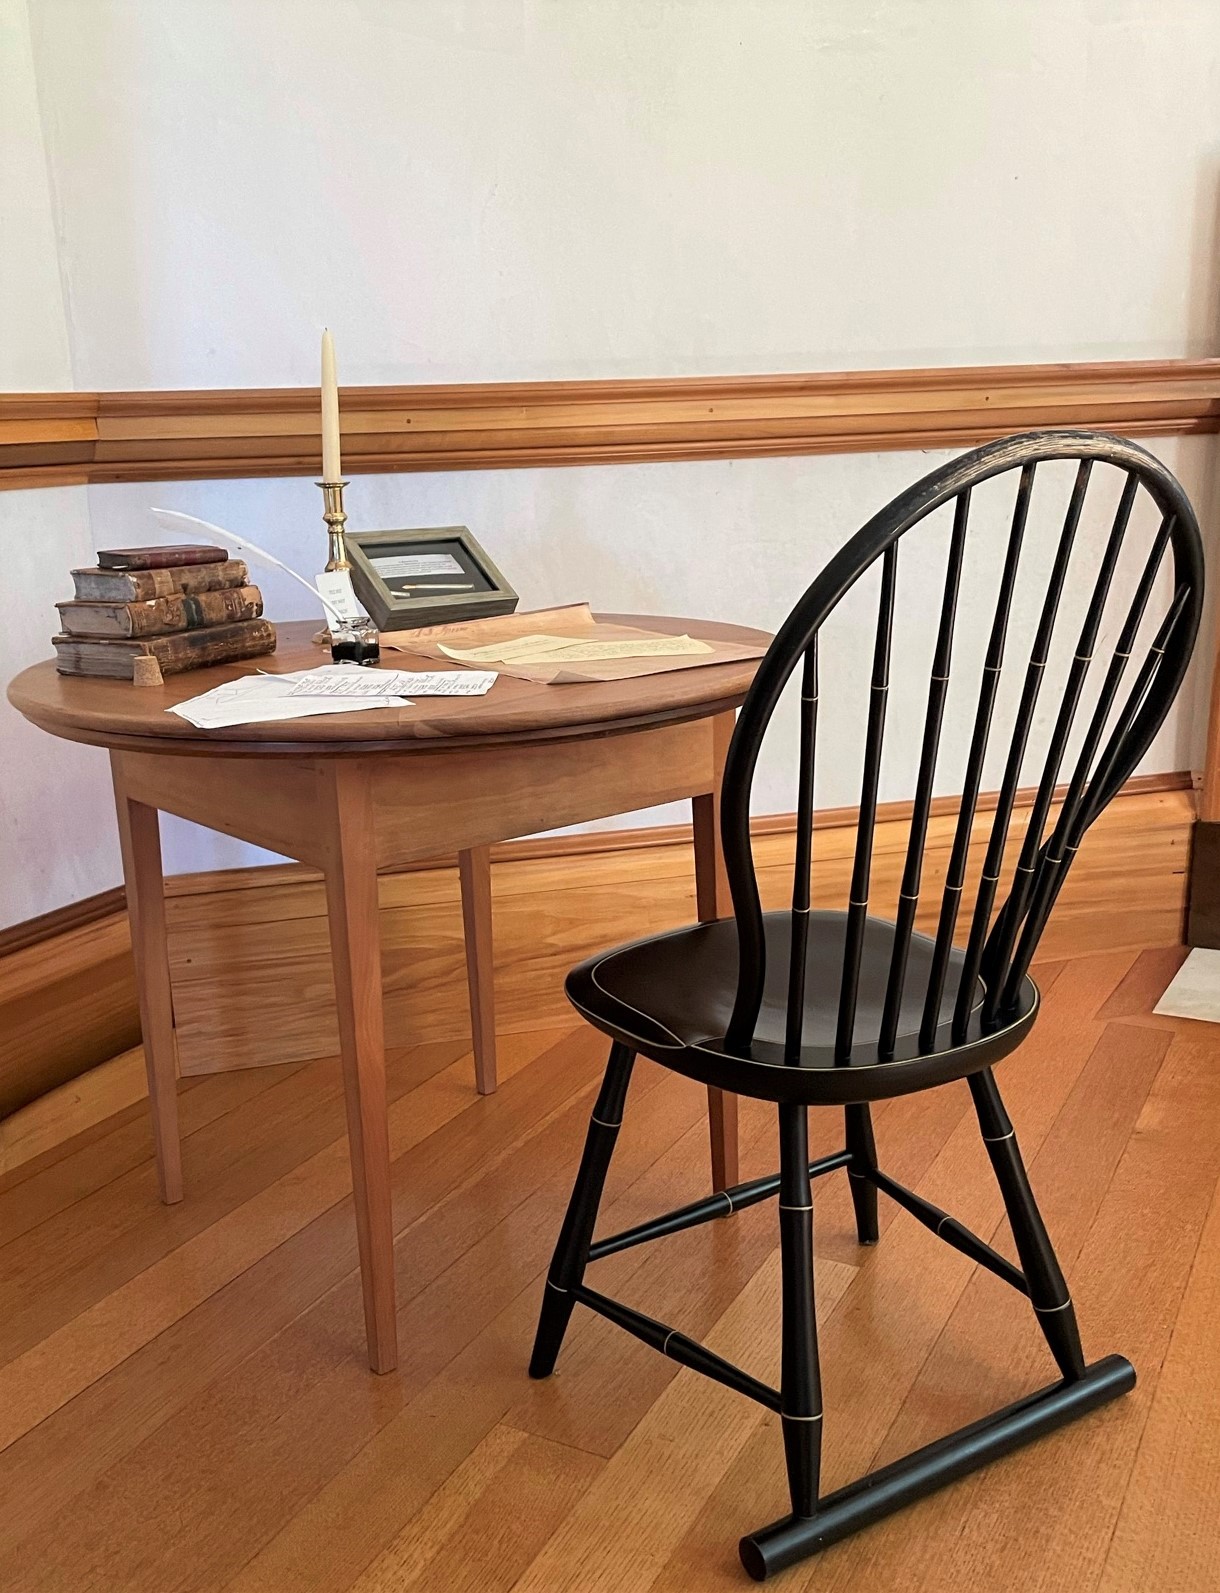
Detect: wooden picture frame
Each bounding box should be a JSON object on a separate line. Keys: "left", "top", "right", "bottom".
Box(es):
{"left": 345, "top": 526, "right": 518, "bottom": 633}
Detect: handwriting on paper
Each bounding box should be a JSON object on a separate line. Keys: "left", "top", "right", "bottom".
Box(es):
{"left": 284, "top": 668, "right": 496, "bottom": 698}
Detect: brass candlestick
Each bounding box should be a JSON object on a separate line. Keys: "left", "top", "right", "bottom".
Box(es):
{"left": 318, "top": 479, "right": 351, "bottom": 571}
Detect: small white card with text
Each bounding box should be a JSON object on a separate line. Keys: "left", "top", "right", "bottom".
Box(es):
{"left": 315, "top": 570, "right": 365, "bottom": 627}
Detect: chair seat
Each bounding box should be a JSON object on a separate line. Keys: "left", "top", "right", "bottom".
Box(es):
{"left": 566, "top": 910, "right": 1039, "bottom": 1104}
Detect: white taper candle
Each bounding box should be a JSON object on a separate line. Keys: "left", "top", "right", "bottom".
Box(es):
{"left": 321, "top": 327, "right": 341, "bottom": 482}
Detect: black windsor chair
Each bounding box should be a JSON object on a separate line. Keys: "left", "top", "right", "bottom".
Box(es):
{"left": 528, "top": 430, "right": 1204, "bottom": 1581}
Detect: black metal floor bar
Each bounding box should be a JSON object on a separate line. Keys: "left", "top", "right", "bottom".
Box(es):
{"left": 587, "top": 1149, "right": 852, "bottom": 1262}
{"left": 738, "top": 1354, "right": 1135, "bottom": 1580}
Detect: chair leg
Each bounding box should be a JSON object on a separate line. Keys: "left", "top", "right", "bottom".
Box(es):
{"left": 844, "top": 1103, "right": 879, "bottom": 1245}
{"left": 969, "top": 1068, "right": 1086, "bottom": 1382}
{"left": 530, "top": 1042, "right": 635, "bottom": 1379}
{"left": 777, "top": 1103, "right": 823, "bottom": 1517}
{"left": 458, "top": 846, "right": 497, "bottom": 1095}
{"left": 707, "top": 1087, "right": 740, "bottom": 1193}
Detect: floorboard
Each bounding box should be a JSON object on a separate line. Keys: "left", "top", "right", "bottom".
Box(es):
{"left": 1, "top": 948, "right": 1217, "bottom": 1591}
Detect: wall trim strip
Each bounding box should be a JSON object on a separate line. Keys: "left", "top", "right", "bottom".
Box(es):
{"left": 3, "top": 358, "right": 1219, "bottom": 488}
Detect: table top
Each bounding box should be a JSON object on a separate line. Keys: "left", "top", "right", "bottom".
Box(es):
{"left": 8, "top": 614, "right": 771, "bottom": 757}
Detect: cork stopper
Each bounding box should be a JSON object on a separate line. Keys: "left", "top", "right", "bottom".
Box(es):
{"left": 132, "top": 655, "right": 164, "bottom": 688}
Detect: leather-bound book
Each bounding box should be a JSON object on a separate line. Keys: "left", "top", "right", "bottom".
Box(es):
{"left": 57, "top": 585, "right": 264, "bottom": 639}
{"left": 96, "top": 544, "right": 228, "bottom": 570}
{"left": 52, "top": 618, "right": 276, "bottom": 679}
{"left": 71, "top": 558, "right": 249, "bottom": 602}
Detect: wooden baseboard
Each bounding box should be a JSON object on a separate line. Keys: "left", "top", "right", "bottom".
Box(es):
{"left": 0, "top": 887, "right": 128, "bottom": 959}
{"left": 0, "top": 1046, "right": 148, "bottom": 1182}
{"left": 0, "top": 911, "right": 139, "bottom": 1119}
{"left": 0, "top": 771, "right": 1195, "bottom": 1166}
{"left": 1186, "top": 818, "right": 1220, "bottom": 948}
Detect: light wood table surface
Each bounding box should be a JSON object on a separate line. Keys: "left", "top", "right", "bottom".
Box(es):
{"left": 8, "top": 613, "right": 767, "bottom": 1373}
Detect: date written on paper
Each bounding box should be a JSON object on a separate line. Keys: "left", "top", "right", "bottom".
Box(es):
{"left": 284, "top": 668, "right": 498, "bottom": 699}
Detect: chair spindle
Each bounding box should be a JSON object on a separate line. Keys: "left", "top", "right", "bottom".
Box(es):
{"left": 952, "top": 461, "right": 1092, "bottom": 1040}
{"left": 992, "top": 513, "right": 1175, "bottom": 1013}
{"left": 878, "top": 489, "right": 971, "bottom": 1059}
{"left": 1000, "top": 577, "right": 1189, "bottom": 1007}
{"left": 785, "top": 643, "right": 819, "bottom": 1060}
{"left": 835, "top": 545, "right": 897, "bottom": 1061}
{"left": 977, "top": 472, "right": 1138, "bottom": 1024}
{"left": 919, "top": 463, "right": 1035, "bottom": 1050}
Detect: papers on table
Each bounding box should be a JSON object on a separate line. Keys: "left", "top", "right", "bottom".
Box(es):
{"left": 438, "top": 632, "right": 713, "bottom": 666}
{"left": 170, "top": 675, "right": 399, "bottom": 729}
{"left": 381, "top": 603, "right": 766, "bottom": 684}
{"left": 168, "top": 664, "right": 498, "bottom": 730}
{"left": 284, "top": 668, "right": 497, "bottom": 699}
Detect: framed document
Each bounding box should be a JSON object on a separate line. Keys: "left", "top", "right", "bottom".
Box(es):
{"left": 345, "top": 526, "right": 518, "bottom": 633}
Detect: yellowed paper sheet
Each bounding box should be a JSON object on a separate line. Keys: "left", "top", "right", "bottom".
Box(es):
{"left": 379, "top": 604, "right": 599, "bottom": 654}
{"left": 436, "top": 632, "right": 592, "bottom": 663}
{"left": 440, "top": 633, "right": 713, "bottom": 665}
{"left": 379, "top": 602, "right": 766, "bottom": 684}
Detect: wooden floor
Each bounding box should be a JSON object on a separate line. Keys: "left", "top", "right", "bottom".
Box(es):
{"left": 1, "top": 943, "right": 1218, "bottom": 1591}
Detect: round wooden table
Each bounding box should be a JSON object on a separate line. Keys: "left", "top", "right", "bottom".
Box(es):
{"left": 9, "top": 614, "right": 768, "bottom": 1372}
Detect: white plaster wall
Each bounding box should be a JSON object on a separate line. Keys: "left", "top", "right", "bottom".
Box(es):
{"left": 0, "top": 0, "right": 119, "bottom": 925}
{"left": 25, "top": 0, "right": 1220, "bottom": 383}
{"left": 5, "top": 0, "right": 1220, "bottom": 907}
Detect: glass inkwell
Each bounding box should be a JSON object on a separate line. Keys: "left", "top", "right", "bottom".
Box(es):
{"left": 329, "top": 614, "right": 381, "bottom": 666}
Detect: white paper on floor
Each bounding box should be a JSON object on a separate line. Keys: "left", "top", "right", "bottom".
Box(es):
{"left": 1153, "top": 946, "right": 1220, "bottom": 1023}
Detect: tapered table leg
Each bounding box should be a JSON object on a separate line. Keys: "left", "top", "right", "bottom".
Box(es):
{"left": 458, "top": 846, "right": 497, "bottom": 1094}
{"left": 322, "top": 763, "right": 398, "bottom": 1374}
{"left": 111, "top": 754, "right": 182, "bottom": 1205}
{"left": 693, "top": 710, "right": 740, "bottom": 1192}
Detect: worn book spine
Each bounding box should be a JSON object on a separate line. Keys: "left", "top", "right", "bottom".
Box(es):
{"left": 71, "top": 559, "right": 249, "bottom": 602}
{"left": 96, "top": 544, "right": 228, "bottom": 570}
{"left": 57, "top": 585, "right": 264, "bottom": 639}
{"left": 52, "top": 619, "right": 277, "bottom": 679}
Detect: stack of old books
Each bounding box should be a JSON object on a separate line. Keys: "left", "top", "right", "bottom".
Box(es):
{"left": 53, "top": 544, "right": 276, "bottom": 679}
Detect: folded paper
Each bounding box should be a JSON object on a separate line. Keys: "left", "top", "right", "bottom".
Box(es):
{"left": 381, "top": 603, "right": 766, "bottom": 684}
{"left": 439, "top": 633, "right": 712, "bottom": 666}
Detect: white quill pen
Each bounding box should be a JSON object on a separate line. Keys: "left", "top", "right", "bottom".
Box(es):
{"left": 149, "top": 507, "right": 347, "bottom": 626}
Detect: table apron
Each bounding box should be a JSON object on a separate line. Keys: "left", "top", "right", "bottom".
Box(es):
{"left": 111, "top": 717, "right": 721, "bottom": 869}
{"left": 372, "top": 718, "right": 718, "bottom": 866}
{"left": 113, "top": 749, "right": 334, "bottom": 867}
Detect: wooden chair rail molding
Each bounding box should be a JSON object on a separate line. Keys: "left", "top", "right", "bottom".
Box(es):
{"left": 4, "top": 357, "right": 1220, "bottom": 489}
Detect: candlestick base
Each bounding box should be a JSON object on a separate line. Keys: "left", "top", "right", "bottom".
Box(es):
{"left": 318, "top": 479, "right": 351, "bottom": 572}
